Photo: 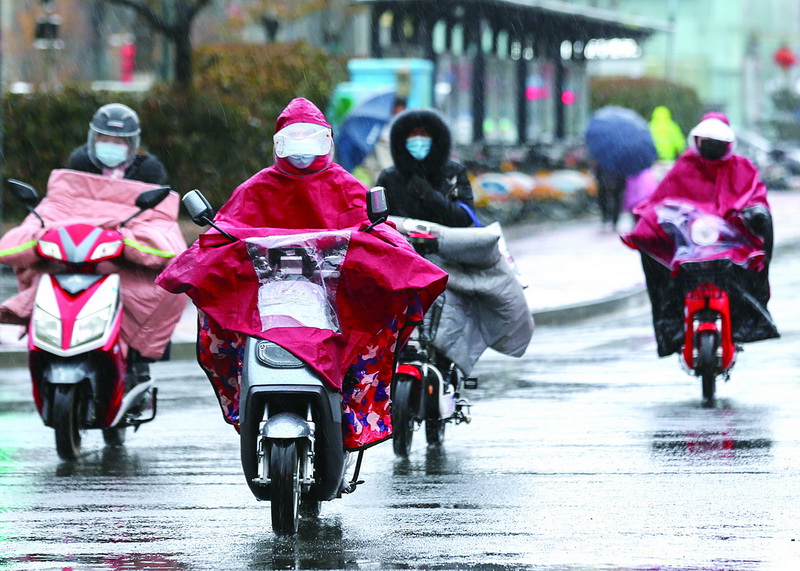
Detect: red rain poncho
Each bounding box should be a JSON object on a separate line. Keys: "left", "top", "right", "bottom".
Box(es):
{"left": 624, "top": 114, "right": 769, "bottom": 262}
{"left": 621, "top": 113, "right": 777, "bottom": 356}
{"left": 156, "top": 98, "right": 447, "bottom": 447}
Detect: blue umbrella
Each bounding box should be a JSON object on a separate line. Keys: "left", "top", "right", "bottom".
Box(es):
{"left": 584, "top": 106, "right": 658, "bottom": 178}
{"left": 336, "top": 90, "right": 397, "bottom": 172}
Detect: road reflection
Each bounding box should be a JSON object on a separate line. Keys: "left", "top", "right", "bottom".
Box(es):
{"left": 248, "top": 517, "right": 352, "bottom": 570}
{"left": 55, "top": 444, "right": 148, "bottom": 478}
{"left": 650, "top": 402, "right": 773, "bottom": 465}
{"left": 2, "top": 553, "right": 190, "bottom": 570}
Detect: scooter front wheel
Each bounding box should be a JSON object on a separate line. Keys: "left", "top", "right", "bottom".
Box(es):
{"left": 424, "top": 378, "right": 445, "bottom": 446}
{"left": 696, "top": 330, "right": 719, "bottom": 406}
{"left": 53, "top": 385, "right": 84, "bottom": 461}
{"left": 270, "top": 440, "right": 301, "bottom": 535}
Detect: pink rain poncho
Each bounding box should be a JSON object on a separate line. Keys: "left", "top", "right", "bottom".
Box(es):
{"left": 156, "top": 98, "right": 447, "bottom": 450}
{"left": 0, "top": 169, "right": 187, "bottom": 359}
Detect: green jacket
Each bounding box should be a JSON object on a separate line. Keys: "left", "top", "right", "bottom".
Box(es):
{"left": 650, "top": 106, "right": 686, "bottom": 161}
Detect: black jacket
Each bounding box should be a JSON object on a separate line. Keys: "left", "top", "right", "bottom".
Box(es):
{"left": 375, "top": 109, "right": 474, "bottom": 227}
{"left": 67, "top": 144, "right": 168, "bottom": 185}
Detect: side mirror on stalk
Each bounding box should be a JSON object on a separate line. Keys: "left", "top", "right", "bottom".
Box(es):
{"left": 182, "top": 189, "right": 215, "bottom": 226}
{"left": 121, "top": 186, "right": 173, "bottom": 227}
{"left": 364, "top": 186, "right": 388, "bottom": 231}
{"left": 7, "top": 179, "right": 45, "bottom": 227}
{"left": 135, "top": 186, "right": 171, "bottom": 211}
{"left": 7, "top": 179, "right": 40, "bottom": 207}
{"left": 181, "top": 189, "right": 235, "bottom": 242}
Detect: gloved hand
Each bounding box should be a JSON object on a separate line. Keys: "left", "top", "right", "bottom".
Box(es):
{"left": 742, "top": 205, "right": 770, "bottom": 239}
{"left": 407, "top": 175, "right": 434, "bottom": 199}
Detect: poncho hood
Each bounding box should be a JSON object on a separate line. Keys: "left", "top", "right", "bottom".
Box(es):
{"left": 273, "top": 98, "right": 333, "bottom": 175}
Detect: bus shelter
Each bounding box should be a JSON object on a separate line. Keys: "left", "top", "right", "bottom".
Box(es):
{"left": 352, "top": 0, "right": 668, "bottom": 148}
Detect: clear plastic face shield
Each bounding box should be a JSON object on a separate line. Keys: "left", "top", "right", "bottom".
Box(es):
{"left": 274, "top": 122, "right": 332, "bottom": 158}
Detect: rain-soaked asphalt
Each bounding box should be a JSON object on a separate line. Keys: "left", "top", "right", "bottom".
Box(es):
{"left": 2, "top": 256, "right": 800, "bottom": 570}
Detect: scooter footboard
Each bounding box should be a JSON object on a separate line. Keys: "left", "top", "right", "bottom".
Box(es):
{"left": 241, "top": 384, "right": 344, "bottom": 502}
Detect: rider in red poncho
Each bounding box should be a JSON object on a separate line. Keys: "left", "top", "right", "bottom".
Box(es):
{"left": 623, "top": 112, "right": 778, "bottom": 356}
{"left": 156, "top": 98, "right": 447, "bottom": 450}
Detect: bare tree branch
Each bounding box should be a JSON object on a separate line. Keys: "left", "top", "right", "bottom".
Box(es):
{"left": 103, "top": 0, "right": 171, "bottom": 35}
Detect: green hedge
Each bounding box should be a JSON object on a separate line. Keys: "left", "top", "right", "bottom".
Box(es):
{"left": 589, "top": 76, "right": 702, "bottom": 135}
{"left": 194, "top": 40, "right": 348, "bottom": 139}
{"left": 2, "top": 41, "right": 347, "bottom": 222}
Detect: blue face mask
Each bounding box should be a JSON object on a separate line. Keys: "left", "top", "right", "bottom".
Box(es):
{"left": 406, "top": 136, "right": 432, "bottom": 161}
{"left": 287, "top": 154, "right": 316, "bottom": 169}
{"left": 95, "top": 142, "right": 129, "bottom": 168}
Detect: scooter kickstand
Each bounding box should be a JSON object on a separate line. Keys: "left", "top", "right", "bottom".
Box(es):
{"left": 342, "top": 450, "right": 365, "bottom": 494}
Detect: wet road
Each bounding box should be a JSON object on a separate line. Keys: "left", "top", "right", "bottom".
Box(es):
{"left": 2, "top": 257, "right": 800, "bottom": 570}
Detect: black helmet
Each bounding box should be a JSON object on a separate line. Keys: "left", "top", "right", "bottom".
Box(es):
{"left": 87, "top": 103, "right": 141, "bottom": 169}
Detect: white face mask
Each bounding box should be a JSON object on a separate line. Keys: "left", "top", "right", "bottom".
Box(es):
{"left": 95, "top": 141, "right": 129, "bottom": 168}
{"left": 286, "top": 154, "right": 316, "bottom": 169}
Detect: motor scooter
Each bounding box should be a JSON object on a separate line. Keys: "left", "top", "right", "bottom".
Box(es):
{"left": 181, "top": 186, "right": 391, "bottom": 535}
{"left": 636, "top": 201, "right": 774, "bottom": 406}
{"left": 391, "top": 230, "right": 472, "bottom": 457}
{"left": 7, "top": 179, "right": 171, "bottom": 461}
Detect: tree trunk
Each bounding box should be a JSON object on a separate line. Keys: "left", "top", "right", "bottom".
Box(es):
{"left": 172, "top": 29, "right": 193, "bottom": 88}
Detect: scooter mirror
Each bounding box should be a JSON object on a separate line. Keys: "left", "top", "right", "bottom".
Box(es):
{"left": 182, "top": 189, "right": 215, "bottom": 226}
{"left": 135, "top": 186, "right": 171, "bottom": 211}
{"left": 366, "top": 186, "right": 389, "bottom": 224}
{"left": 7, "top": 179, "right": 40, "bottom": 207}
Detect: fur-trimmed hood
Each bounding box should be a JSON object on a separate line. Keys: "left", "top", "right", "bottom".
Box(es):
{"left": 389, "top": 108, "right": 452, "bottom": 176}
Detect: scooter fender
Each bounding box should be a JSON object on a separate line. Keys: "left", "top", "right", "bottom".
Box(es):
{"left": 43, "top": 359, "right": 97, "bottom": 385}
{"left": 261, "top": 412, "right": 312, "bottom": 440}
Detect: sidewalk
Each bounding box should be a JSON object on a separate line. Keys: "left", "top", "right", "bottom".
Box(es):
{"left": 2, "top": 190, "right": 800, "bottom": 367}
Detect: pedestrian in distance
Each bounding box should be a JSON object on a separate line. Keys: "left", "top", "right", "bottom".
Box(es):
{"left": 592, "top": 163, "right": 626, "bottom": 230}
{"left": 649, "top": 105, "right": 686, "bottom": 163}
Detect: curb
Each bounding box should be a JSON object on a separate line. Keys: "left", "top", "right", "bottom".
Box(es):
{"left": 532, "top": 286, "right": 649, "bottom": 326}
{"left": 0, "top": 287, "right": 650, "bottom": 369}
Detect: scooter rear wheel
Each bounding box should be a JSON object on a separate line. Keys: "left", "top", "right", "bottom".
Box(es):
{"left": 391, "top": 376, "right": 416, "bottom": 457}
{"left": 53, "top": 385, "right": 84, "bottom": 461}
{"left": 270, "top": 440, "right": 301, "bottom": 535}
{"left": 696, "top": 330, "right": 718, "bottom": 406}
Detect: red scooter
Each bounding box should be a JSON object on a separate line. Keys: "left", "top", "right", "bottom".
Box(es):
{"left": 8, "top": 179, "right": 171, "bottom": 461}
{"left": 633, "top": 201, "right": 774, "bottom": 406}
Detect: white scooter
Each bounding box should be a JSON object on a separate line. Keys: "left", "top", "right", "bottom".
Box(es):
{"left": 181, "top": 187, "right": 389, "bottom": 535}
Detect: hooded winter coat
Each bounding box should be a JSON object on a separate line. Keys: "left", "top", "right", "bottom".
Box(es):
{"left": 375, "top": 108, "right": 475, "bottom": 227}
{"left": 623, "top": 112, "right": 778, "bottom": 356}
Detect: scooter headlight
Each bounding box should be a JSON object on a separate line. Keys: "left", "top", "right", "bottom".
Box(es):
{"left": 33, "top": 308, "right": 61, "bottom": 347}
{"left": 690, "top": 217, "right": 720, "bottom": 246}
{"left": 72, "top": 305, "right": 113, "bottom": 346}
{"left": 90, "top": 239, "right": 123, "bottom": 261}
{"left": 37, "top": 240, "right": 62, "bottom": 260}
